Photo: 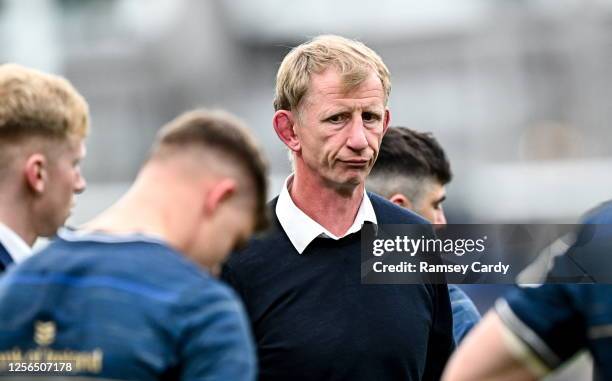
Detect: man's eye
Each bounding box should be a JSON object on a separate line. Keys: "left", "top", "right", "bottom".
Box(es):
{"left": 327, "top": 114, "right": 346, "bottom": 123}
{"left": 363, "top": 112, "right": 380, "bottom": 122}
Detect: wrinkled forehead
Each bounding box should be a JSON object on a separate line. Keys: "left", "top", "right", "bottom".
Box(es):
{"left": 301, "top": 68, "right": 386, "bottom": 108}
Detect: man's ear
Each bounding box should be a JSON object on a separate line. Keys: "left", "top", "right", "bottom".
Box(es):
{"left": 382, "top": 108, "right": 391, "bottom": 136}
{"left": 203, "top": 178, "right": 237, "bottom": 216}
{"left": 389, "top": 193, "right": 412, "bottom": 209}
{"left": 272, "top": 110, "right": 300, "bottom": 152}
{"left": 24, "top": 154, "right": 47, "bottom": 194}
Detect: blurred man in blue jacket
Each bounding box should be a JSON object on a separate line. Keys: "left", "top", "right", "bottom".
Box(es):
{"left": 0, "top": 110, "right": 268, "bottom": 380}
{"left": 443, "top": 200, "right": 612, "bottom": 380}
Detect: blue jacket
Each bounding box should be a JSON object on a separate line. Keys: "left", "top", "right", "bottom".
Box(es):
{"left": 0, "top": 230, "right": 256, "bottom": 380}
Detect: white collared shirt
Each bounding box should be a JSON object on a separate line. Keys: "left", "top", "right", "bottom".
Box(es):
{"left": 0, "top": 222, "right": 32, "bottom": 264}
{"left": 275, "top": 175, "right": 377, "bottom": 254}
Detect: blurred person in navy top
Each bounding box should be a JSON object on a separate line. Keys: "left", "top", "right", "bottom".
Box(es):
{"left": 443, "top": 200, "right": 612, "bottom": 381}
{"left": 223, "top": 35, "right": 454, "bottom": 381}
{"left": 368, "top": 126, "right": 481, "bottom": 345}
{"left": 0, "top": 64, "right": 89, "bottom": 273}
{"left": 0, "top": 110, "right": 269, "bottom": 380}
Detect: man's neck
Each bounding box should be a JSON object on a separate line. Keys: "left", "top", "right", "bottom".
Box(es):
{"left": 0, "top": 206, "right": 36, "bottom": 247}
{"left": 84, "top": 181, "right": 171, "bottom": 242}
{"left": 82, "top": 169, "right": 197, "bottom": 256}
{"left": 289, "top": 172, "right": 364, "bottom": 237}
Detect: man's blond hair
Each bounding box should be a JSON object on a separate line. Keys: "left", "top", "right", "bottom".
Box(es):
{"left": 0, "top": 63, "right": 90, "bottom": 142}
{"left": 273, "top": 35, "right": 391, "bottom": 112}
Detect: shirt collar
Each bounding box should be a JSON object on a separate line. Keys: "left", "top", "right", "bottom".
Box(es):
{"left": 275, "top": 174, "right": 377, "bottom": 254}
{"left": 58, "top": 227, "right": 168, "bottom": 246}
{"left": 0, "top": 222, "right": 33, "bottom": 264}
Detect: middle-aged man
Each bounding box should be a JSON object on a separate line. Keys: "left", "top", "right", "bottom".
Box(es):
{"left": 368, "top": 126, "right": 481, "bottom": 345}
{"left": 443, "top": 200, "right": 612, "bottom": 381}
{"left": 0, "top": 63, "right": 89, "bottom": 273}
{"left": 222, "top": 35, "right": 454, "bottom": 381}
{"left": 0, "top": 110, "right": 268, "bottom": 380}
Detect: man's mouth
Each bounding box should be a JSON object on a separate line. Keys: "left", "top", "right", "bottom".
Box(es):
{"left": 340, "top": 159, "right": 369, "bottom": 167}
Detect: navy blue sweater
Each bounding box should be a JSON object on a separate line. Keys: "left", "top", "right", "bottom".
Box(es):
{"left": 0, "top": 243, "right": 13, "bottom": 273}
{"left": 222, "top": 193, "right": 454, "bottom": 381}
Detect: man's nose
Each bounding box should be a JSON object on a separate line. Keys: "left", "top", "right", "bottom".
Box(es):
{"left": 346, "top": 117, "right": 368, "bottom": 151}
{"left": 74, "top": 174, "right": 87, "bottom": 194}
{"left": 434, "top": 209, "right": 447, "bottom": 226}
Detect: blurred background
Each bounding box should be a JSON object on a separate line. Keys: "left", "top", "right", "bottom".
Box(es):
{"left": 0, "top": 0, "right": 612, "bottom": 223}
{"left": 2, "top": 0, "right": 609, "bottom": 378}
{"left": 2, "top": 0, "right": 611, "bottom": 226}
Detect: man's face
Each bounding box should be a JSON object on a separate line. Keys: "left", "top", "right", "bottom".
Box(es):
{"left": 36, "top": 137, "right": 87, "bottom": 236}
{"left": 414, "top": 180, "right": 447, "bottom": 227}
{"left": 193, "top": 189, "right": 256, "bottom": 270}
{"left": 294, "top": 68, "right": 389, "bottom": 189}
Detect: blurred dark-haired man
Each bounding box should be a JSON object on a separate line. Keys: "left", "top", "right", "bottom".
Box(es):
{"left": 368, "top": 126, "right": 481, "bottom": 344}
{"left": 368, "top": 126, "right": 452, "bottom": 225}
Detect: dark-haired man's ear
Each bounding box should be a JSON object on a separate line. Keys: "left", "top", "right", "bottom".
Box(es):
{"left": 389, "top": 193, "right": 412, "bottom": 210}
{"left": 24, "top": 154, "right": 47, "bottom": 194}
{"left": 272, "top": 110, "right": 301, "bottom": 153}
{"left": 203, "top": 178, "right": 237, "bottom": 216}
